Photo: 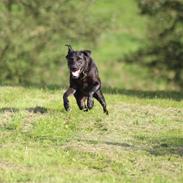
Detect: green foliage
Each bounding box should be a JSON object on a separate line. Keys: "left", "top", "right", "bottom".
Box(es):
{"left": 1, "top": 0, "right": 179, "bottom": 90}
{"left": 130, "top": 0, "right": 183, "bottom": 88}
{"left": 0, "top": 0, "right": 108, "bottom": 85}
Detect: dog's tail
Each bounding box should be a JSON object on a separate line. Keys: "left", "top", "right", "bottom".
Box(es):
{"left": 65, "top": 44, "right": 73, "bottom": 52}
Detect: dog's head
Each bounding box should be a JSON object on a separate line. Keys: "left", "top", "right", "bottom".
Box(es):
{"left": 65, "top": 44, "right": 91, "bottom": 79}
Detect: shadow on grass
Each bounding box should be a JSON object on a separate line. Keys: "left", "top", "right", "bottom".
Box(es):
{"left": 26, "top": 84, "right": 183, "bottom": 101}
{"left": 78, "top": 137, "right": 183, "bottom": 157}
{"left": 28, "top": 135, "right": 70, "bottom": 145}
{"left": 0, "top": 106, "right": 48, "bottom": 114}
{"left": 2, "top": 84, "right": 183, "bottom": 101}
{"left": 103, "top": 87, "right": 183, "bottom": 101}
{"left": 136, "top": 136, "right": 183, "bottom": 157}
{"left": 78, "top": 139, "right": 133, "bottom": 148}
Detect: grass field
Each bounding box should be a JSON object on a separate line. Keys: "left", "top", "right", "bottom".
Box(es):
{"left": 0, "top": 86, "right": 183, "bottom": 183}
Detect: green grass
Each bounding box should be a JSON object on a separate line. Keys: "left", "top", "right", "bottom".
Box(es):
{"left": 0, "top": 86, "right": 183, "bottom": 183}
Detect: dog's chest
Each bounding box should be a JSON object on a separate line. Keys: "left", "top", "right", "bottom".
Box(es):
{"left": 76, "top": 77, "right": 91, "bottom": 91}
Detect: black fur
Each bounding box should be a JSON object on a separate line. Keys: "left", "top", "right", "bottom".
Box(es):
{"left": 63, "top": 45, "right": 108, "bottom": 114}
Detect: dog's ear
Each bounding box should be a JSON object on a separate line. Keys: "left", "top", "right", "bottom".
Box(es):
{"left": 65, "top": 44, "right": 74, "bottom": 59}
{"left": 82, "top": 50, "right": 91, "bottom": 57}
{"left": 65, "top": 44, "right": 73, "bottom": 54}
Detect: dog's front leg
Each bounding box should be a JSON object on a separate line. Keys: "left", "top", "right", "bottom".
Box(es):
{"left": 87, "top": 84, "right": 100, "bottom": 110}
{"left": 63, "top": 88, "right": 76, "bottom": 111}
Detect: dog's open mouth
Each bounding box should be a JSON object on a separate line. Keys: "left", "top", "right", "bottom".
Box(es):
{"left": 71, "top": 69, "right": 80, "bottom": 78}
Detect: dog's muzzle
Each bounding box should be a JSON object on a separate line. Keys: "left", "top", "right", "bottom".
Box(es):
{"left": 71, "top": 69, "right": 81, "bottom": 78}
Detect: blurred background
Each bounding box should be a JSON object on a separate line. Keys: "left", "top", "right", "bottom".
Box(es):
{"left": 0, "top": 0, "right": 183, "bottom": 90}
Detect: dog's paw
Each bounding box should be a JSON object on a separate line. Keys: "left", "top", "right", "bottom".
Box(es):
{"left": 83, "top": 108, "right": 89, "bottom": 112}
{"left": 66, "top": 107, "right": 71, "bottom": 112}
{"left": 64, "top": 104, "right": 71, "bottom": 112}
{"left": 104, "top": 109, "right": 109, "bottom": 115}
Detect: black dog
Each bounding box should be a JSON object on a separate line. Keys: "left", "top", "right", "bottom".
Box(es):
{"left": 63, "top": 45, "right": 108, "bottom": 115}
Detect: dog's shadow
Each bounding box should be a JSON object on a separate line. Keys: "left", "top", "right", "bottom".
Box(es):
{"left": 0, "top": 106, "right": 49, "bottom": 114}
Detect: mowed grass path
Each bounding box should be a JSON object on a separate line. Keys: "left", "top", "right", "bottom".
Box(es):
{"left": 0, "top": 86, "right": 183, "bottom": 183}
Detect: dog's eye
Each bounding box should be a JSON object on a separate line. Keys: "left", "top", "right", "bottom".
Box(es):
{"left": 76, "top": 57, "right": 81, "bottom": 61}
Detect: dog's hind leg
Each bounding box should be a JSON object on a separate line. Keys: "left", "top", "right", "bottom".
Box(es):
{"left": 94, "top": 90, "right": 108, "bottom": 115}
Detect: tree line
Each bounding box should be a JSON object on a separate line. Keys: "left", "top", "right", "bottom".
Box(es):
{"left": 128, "top": 0, "right": 183, "bottom": 89}
{"left": 0, "top": 0, "right": 107, "bottom": 85}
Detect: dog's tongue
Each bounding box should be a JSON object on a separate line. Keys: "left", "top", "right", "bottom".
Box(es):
{"left": 72, "top": 69, "right": 80, "bottom": 77}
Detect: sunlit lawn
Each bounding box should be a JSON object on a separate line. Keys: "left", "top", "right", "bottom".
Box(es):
{"left": 0, "top": 86, "right": 183, "bottom": 183}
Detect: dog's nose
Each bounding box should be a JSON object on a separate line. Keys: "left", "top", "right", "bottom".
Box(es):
{"left": 71, "top": 65, "right": 77, "bottom": 71}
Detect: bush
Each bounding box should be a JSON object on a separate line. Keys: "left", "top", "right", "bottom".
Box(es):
{"left": 0, "top": 0, "right": 108, "bottom": 85}
{"left": 126, "top": 0, "right": 183, "bottom": 88}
